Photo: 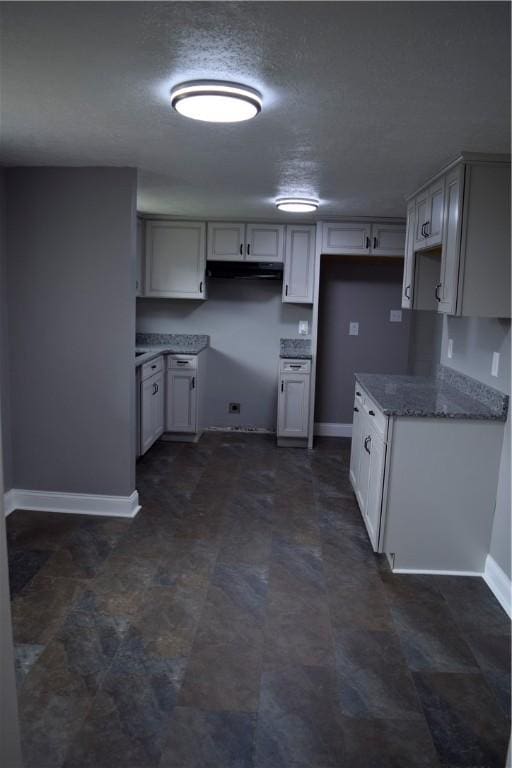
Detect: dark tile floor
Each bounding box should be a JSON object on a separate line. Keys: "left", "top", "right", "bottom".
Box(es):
{"left": 7, "top": 434, "right": 511, "bottom": 768}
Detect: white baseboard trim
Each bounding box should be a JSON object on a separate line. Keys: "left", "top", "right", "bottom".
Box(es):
{"left": 314, "top": 422, "right": 352, "bottom": 438}
{"left": 392, "top": 567, "right": 482, "bottom": 577}
{"left": 3, "top": 489, "right": 140, "bottom": 519}
{"left": 484, "top": 554, "right": 512, "bottom": 618}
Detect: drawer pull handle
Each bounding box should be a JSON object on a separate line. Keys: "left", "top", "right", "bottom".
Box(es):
{"left": 290, "top": 365, "right": 301, "bottom": 369}
{"left": 364, "top": 435, "right": 371, "bottom": 454}
{"left": 176, "top": 360, "right": 187, "bottom": 365}
{"left": 285, "top": 284, "right": 288, "bottom": 296}
{"left": 199, "top": 281, "right": 203, "bottom": 293}
{"left": 356, "top": 391, "right": 361, "bottom": 396}
{"left": 435, "top": 283, "right": 442, "bottom": 302}
{"left": 247, "top": 243, "right": 250, "bottom": 256}
{"left": 365, "top": 236, "right": 370, "bottom": 249}
{"left": 369, "top": 410, "right": 375, "bottom": 416}
{"left": 151, "top": 364, "right": 157, "bottom": 369}
{"left": 240, "top": 243, "right": 243, "bottom": 255}
{"left": 353, "top": 406, "right": 359, "bottom": 413}
{"left": 404, "top": 284, "right": 411, "bottom": 300}
{"left": 373, "top": 237, "right": 377, "bottom": 249}
{"left": 281, "top": 380, "right": 284, "bottom": 393}
{"left": 191, "top": 376, "right": 195, "bottom": 389}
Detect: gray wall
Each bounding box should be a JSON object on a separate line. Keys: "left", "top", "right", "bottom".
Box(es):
{"left": 6, "top": 167, "right": 137, "bottom": 496}
{"left": 137, "top": 280, "right": 312, "bottom": 430}
{"left": 408, "top": 310, "right": 443, "bottom": 377}
{"left": 439, "top": 315, "right": 511, "bottom": 580}
{"left": 315, "top": 256, "right": 412, "bottom": 424}
{"left": 0, "top": 169, "right": 12, "bottom": 491}
{"left": 0, "top": 167, "right": 23, "bottom": 768}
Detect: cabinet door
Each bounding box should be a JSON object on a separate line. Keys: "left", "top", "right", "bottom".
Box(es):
{"left": 370, "top": 223, "right": 406, "bottom": 257}
{"left": 166, "top": 370, "right": 198, "bottom": 433}
{"left": 322, "top": 223, "right": 371, "bottom": 255}
{"left": 349, "top": 397, "right": 363, "bottom": 489}
{"left": 414, "top": 191, "right": 429, "bottom": 250}
{"left": 140, "top": 373, "right": 163, "bottom": 455}
{"left": 277, "top": 374, "right": 310, "bottom": 438}
{"left": 152, "top": 371, "right": 165, "bottom": 442}
{"left": 282, "top": 225, "right": 315, "bottom": 303}
{"left": 136, "top": 218, "right": 144, "bottom": 296}
{"left": 356, "top": 421, "right": 371, "bottom": 516}
{"left": 425, "top": 178, "right": 445, "bottom": 247}
{"left": 364, "top": 426, "right": 386, "bottom": 551}
{"left": 207, "top": 222, "right": 245, "bottom": 261}
{"left": 246, "top": 224, "right": 284, "bottom": 262}
{"left": 402, "top": 200, "right": 415, "bottom": 309}
{"left": 438, "top": 165, "right": 464, "bottom": 315}
{"left": 145, "top": 221, "right": 206, "bottom": 299}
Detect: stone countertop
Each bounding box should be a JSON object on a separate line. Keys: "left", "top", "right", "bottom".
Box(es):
{"left": 355, "top": 367, "right": 508, "bottom": 421}
{"left": 280, "top": 338, "right": 312, "bottom": 359}
{"left": 135, "top": 333, "right": 209, "bottom": 367}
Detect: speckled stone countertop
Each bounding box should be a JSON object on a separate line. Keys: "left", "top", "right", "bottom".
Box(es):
{"left": 355, "top": 366, "right": 508, "bottom": 421}
{"left": 135, "top": 333, "right": 209, "bottom": 366}
{"left": 280, "top": 338, "right": 312, "bottom": 359}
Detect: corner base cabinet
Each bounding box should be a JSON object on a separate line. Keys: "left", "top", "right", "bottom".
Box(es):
{"left": 277, "top": 358, "right": 311, "bottom": 446}
{"left": 349, "top": 382, "right": 505, "bottom": 573}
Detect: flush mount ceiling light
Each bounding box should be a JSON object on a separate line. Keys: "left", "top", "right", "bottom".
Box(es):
{"left": 170, "top": 80, "right": 262, "bottom": 123}
{"left": 276, "top": 198, "right": 319, "bottom": 213}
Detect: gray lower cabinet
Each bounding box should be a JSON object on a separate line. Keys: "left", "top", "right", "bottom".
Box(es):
{"left": 140, "top": 357, "right": 165, "bottom": 455}
{"left": 349, "top": 382, "right": 505, "bottom": 573}
{"left": 277, "top": 358, "right": 311, "bottom": 444}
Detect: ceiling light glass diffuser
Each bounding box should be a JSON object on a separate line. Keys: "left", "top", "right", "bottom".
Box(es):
{"left": 170, "top": 80, "right": 262, "bottom": 123}
{"left": 276, "top": 198, "right": 319, "bottom": 213}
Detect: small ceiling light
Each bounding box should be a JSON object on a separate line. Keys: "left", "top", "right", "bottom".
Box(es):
{"left": 276, "top": 198, "right": 319, "bottom": 213}
{"left": 170, "top": 80, "right": 262, "bottom": 123}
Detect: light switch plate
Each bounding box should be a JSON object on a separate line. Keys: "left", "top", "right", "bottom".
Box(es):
{"left": 389, "top": 310, "right": 402, "bottom": 323}
{"left": 298, "top": 320, "right": 309, "bottom": 336}
{"left": 491, "top": 352, "right": 500, "bottom": 377}
{"left": 447, "top": 339, "right": 454, "bottom": 359}
{"left": 349, "top": 322, "right": 359, "bottom": 336}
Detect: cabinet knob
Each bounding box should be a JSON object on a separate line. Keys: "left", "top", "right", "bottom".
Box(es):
{"left": 369, "top": 410, "right": 375, "bottom": 416}
{"left": 356, "top": 391, "right": 361, "bottom": 396}
{"left": 353, "top": 406, "right": 359, "bottom": 412}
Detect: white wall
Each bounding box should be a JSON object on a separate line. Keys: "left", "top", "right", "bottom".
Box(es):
{"left": 439, "top": 315, "right": 511, "bottom": 580}
{"left": 6, "top": 167, "right": 137, "bottom": 497}
{"left": 137, "top": 280, "right": 312, "bottom": 430}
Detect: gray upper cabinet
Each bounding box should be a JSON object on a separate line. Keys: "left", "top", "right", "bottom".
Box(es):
{"left": 207, "top": 222, "right": 284, "bottom": 262}
{"left": 282, "top": 225, "right": 316, "bottom": 304}
{"left": 145, "top": 221, "right": 206, "bottom": 300}
{"left": 207, "top": 222, "right": 245, "bottom": 261}
{"left": 322, "top": 221, "right": 405, "bottom": 257}
{"left": 405, "top": 153, "right": 510, "bottom": 317}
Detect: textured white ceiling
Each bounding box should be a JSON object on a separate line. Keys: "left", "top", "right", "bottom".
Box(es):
{"left": 1, "top": 2, "right": 510, "bottom": 220}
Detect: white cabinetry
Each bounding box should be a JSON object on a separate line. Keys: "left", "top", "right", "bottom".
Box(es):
{"left": 165, "top": 353, "right": 206, "bottom": 441}
{"left": 277, "top": 359, "right": 311, "bottom": 445}
{"left": 136, "top": 218, "right": 144, "bottom": 297}
{"left": 140, "top": 356, "right": 165, "bottom": 455}
{"left": 403, "top": 153, "right": 510, "bottom": 317}
{"left": 282, "top": 225, "right": 316, "bottom": 303}
{"left": 322, "top": 221, "right": 405, "bottom": 257}
{"left": 349, "top": 381, "right": 506, "bottom": 572}
{"left": 145, "top": 221, "right": 206, "bottom": 299}
{"left": 207, "top": 222, "right": 284, "bottom": 262}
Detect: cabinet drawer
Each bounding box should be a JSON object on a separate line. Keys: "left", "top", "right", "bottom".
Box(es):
{"left": 280, "top": 358, "right": 311, "bottom": 374}
{"left": 167, "top": 355, "right": 197, "bottom": 370}
{"left": 363, "top": 394, "right": 387, "bottom": 437}
{"left": 141, "top": 355, "right": 164, "bottom": 381}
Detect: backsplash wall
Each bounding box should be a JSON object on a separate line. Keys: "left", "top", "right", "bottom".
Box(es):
{"left": 137, "top": 279, "right": 312, "bottom": 430}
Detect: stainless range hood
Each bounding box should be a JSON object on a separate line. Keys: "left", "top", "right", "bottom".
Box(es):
{"left": 206, "top": 260, "right": 283, "bottom": 280}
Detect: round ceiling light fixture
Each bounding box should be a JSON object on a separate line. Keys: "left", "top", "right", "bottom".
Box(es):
{"left": 276, "top": 198, "right": 319, "bottom": 213}
{"left": 170, "top": 80, "right": 262, "bottom": 123}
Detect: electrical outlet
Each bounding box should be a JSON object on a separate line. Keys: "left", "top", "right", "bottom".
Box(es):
{"left": 491, "top": 352, "right": 500, "bottom": 377}
{"left": 298, "top": 320, "right": 309, "bottom": 336}
{"left": 229, "top": 402, "right": 240, "bottom": 414}
{"left": 389, "top": 310, "right": 402, "bottom": 323}
{"left": 349, "top": 322, "right": 359, "bottom": 336}
{"left": 447, "top": 339, "right": 454, "bottom": 359}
